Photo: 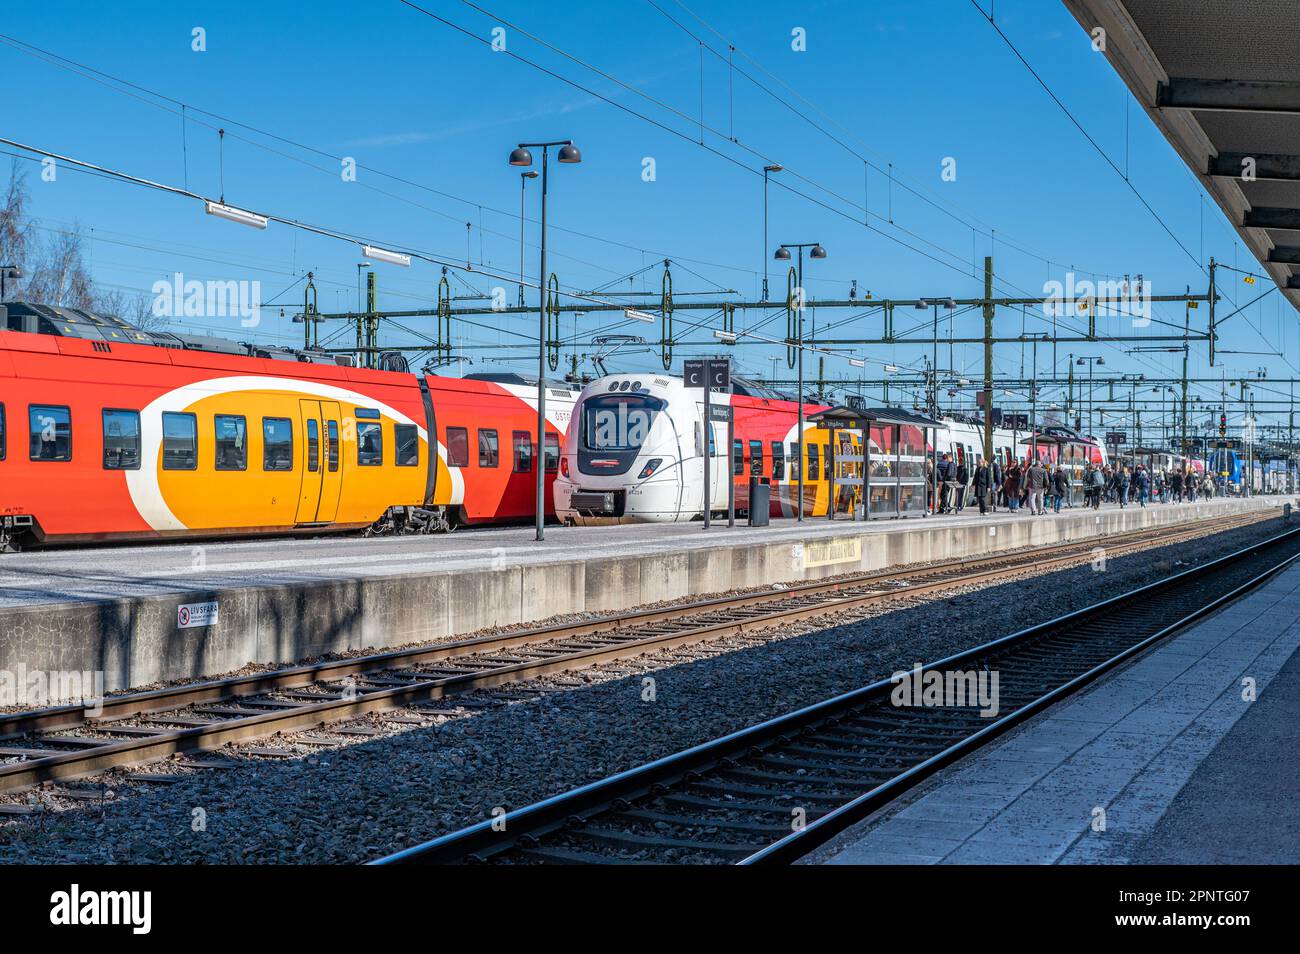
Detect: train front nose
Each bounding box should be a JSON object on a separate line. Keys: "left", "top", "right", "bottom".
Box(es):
{"left": 555, "top": 387, "right": 675, "bottom": 524}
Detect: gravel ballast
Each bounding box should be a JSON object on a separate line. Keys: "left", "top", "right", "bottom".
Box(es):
{"left": 0, "top": 515, "right": 1290, "bottom": 864}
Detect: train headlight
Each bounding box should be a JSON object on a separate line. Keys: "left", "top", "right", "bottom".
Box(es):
{"left": 638, "top": 458, "right": 663, "bottom": 480}
{"left": 560, "top": 456, "right": 570, "bottom": 478}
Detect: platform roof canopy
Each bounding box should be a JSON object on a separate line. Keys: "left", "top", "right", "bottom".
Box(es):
{"left": 1063, "top": 0, "right": 1300, "bottom": 310}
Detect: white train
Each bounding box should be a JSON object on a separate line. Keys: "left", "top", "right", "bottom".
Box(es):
{"left": 554, "top": 375, "right": 1107, "bottom": 525}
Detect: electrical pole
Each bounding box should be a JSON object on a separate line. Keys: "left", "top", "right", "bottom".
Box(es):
{"left": 982, "top": 256, "right": 994, "bottom": 463}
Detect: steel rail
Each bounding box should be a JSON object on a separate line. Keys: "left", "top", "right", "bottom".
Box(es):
{"left": 371, "top": 523, "right": 1300, "bottom": 865}
{"left": 0, "top": 509, "right": 1276, "bottom": 793}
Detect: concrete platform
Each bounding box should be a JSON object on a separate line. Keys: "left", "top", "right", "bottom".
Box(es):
{"left": 0, "top": 495, "right": 1286, "bottom": 692}
{"left": 822, "top": 552, "right": 1300, "bottom": 865}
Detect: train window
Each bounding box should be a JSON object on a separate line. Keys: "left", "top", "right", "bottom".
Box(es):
{"left": 102, "top": 409, "right": 141, "bottom": 470}
{"left": 327, "top": 420, "right": 339, "bottom": 472}
{"left": 807, "top": 443, "right": 821, "bottom": 480}
{"left": 214, "top": 415, "right": 247, "bottom": 471}
{"left": 513, "top": 431, "right": 532, "bottom": 473}
{"left": 395, "top": 424, "right": 419, "bottom": 467}
{"left": 161, "top": 412, "right": 197, "bottom": 470}
{"left": 788, "top": 441, "right": 801, "bottom": 481}
{"left": 749, "top": 440, "right": 764, "bottom": 476}
{"left": 478, "top": 428, "right": 499, "bottom": 468}
{"left": 447, "top": 427, "right": 469, "bottom": 467}
{"left": 356, "top": 421, "right": 382, "bottom": 467}
{"left": 29, "top": 404, "right": 72, "bottom": 461}
{"left": 771, "top": 441, "right": 784, "bottom": 480}
{"left": 306, "top": 419, "right": 320, "bottom": 472}
{"left": 545, "top": 433, "right": 559, "bottom": 473}
{"left": 732, "top": 438, "right": 743, "bottom": 476}
{"left": 262, "top": 417, "right": 294, "bottom": 471}
{"left": 0, "top": 403, "right": 5, "bottom": 460}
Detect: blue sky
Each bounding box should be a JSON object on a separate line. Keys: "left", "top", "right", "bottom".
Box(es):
{"left": 2, "top": 0, "right": 1294, "bottom": 435}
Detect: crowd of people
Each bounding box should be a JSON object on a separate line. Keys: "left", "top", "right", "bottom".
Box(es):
{"left": 928, "top": 454, "right": 1227, "bottom": 517}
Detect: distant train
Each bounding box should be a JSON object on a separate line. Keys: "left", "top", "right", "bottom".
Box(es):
{"left": 0, "top": 301, "right": 575, "bottom": 550}
{"left": 554, "top": 374, "right": 1108, "bottom": 524}
{"left": 1208, "top": 447, "right": 1244, "bottom": 491}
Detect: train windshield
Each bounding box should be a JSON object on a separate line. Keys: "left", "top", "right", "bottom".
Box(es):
{"left": 581, "top": 393, "right": 665, "bottom": 452}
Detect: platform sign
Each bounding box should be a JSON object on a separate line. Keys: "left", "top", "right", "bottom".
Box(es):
{"left": 708, "top": 404, "right": 733, "bottom": 423}
{"left": 177, "top": 600, "right": 219, "bottom": 630}
{"left": 1106, "top": 431, "right": 1127, "bottom": 446}
{"left": 1214, "top": 439, "right": 1241, "bottom": 450}
{"left": 684, "top": 358, "right": 730, "bottom": 391}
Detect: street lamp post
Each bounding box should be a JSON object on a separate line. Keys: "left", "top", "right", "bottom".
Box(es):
{"left": 518, "top": 170, "right": 537, "bottom": 307}
{"left": 1022, "top": 332, "right": 1049, "bottom": 462}
{"left": 510, "top": 140, "right": 582, "bottom": 542}
{"left": 1076, "top": 356, "right": 1105, "bottom": 439}
{"left": 775, "top": 242, "right": 826, "bottom": 522}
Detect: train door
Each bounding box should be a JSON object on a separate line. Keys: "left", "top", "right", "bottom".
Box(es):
{"left": 295, "top": 399, "right": 343, "bottom": 523}
{"left": 318, "top": 400, "right": 342, "bottom": 521}
{"left": 296, "top": 399, "right": 324, "bottom": 523}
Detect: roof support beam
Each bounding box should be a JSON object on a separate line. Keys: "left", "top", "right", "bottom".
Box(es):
{"left": 1267, "top": 246, "right": 1300, "bottom": 265}
{"left": 1158, "top": 77, "right": 1300, "bottom": 114}
{"left": 1243, "top": 207, "right": 1300, "bottom": 230}
{"left": 1209, "top": 151, "right": 1300, "bottom": 181}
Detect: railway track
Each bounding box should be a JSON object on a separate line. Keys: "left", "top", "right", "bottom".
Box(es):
{"left": 0, "top": 508, "right": 1279, "bottom": 794}
{"left": 372, "top": 522, "right": 1300, "bottom": 865}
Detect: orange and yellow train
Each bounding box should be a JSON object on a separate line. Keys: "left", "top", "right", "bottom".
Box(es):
{"left": 0, "top": 302, "right": 574, "bottom": 550}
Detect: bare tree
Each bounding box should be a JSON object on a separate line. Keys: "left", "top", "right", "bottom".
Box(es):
{"left": 0, "top": 160, "right": 33, "bottom": 299}
{"left": 94, "top": 287, "right": 165, "bottom": 331}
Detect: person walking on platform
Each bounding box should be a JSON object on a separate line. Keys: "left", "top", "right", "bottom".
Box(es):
{"left": 1089, "top": 463, "right": 1105, "bottom": 508}
{"left": 1052, "top": 464, "right": 1069, "bottom": 514}
{"left": 1117, "top": 466, "right": 1132, "bottom": 508}
{"left": 955, "top": 457, "right": 970, "bottom": 513}
{"left": 1169, "top": 467, "right": 1183, "bottom": 503}
{"left": 991, "top": 456, "right": 1003, "bottom": 512}
{"left": 973, "top": 456, "right": 992, "bottom": 516}
{"left": 1134, "top": 464, "right": 1151, "bottom": 507}
{"left": 1003, "top": 460, "right": 1023, "bottom": 512}
{"left": 1025, "top": 457, "right": 1048, "bottom": 515}
{"left": 936, "top": 452, "right": 954, "bottom": 513}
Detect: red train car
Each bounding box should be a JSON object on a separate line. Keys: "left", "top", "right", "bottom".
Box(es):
{"left": 0, "top": 302, "right": 574, "bottom": 550}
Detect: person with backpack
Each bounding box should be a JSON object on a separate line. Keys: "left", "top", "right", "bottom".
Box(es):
{"left": 1052, "top": 463, "right": 1070, "bottom": 513}
{"left": 1134, "top": 464, "right": 1151, "bottom": 507}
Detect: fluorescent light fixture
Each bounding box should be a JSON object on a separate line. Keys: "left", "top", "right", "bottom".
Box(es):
{"left": 205, "top": 200, "right": 268, "bottom": 230}
{"left": 623, "top": 308, "right": 656, "bottom": 323}
{"left": 361, "top": 244, "right": 411, "bottom": 267}
{"left": 884, "top": 363, "right": 899, "bottom": 373}
{"left": 848, "top": 358, "right": 865, "bottom": 368}
{"left": 713, "top": 329, "right": 737, "bottom": 344}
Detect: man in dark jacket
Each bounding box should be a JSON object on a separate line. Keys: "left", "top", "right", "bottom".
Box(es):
{"left": 1134, "top": 464, "right": 1151, "bottom": 507}
{"left": 1051, "top": 464, "right": 1069, "bottom": 513}
{"left": 973, "top": 456, "right": 992, "bottom": 515}
{"left": 1025, "top": 458, "right": 1049, "bottom": 515}
{"left": 936, "top": 452, "right": 954, "bottom": 513}
{"left": 954, "top": 459, "right": 970, "bottom": 512}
